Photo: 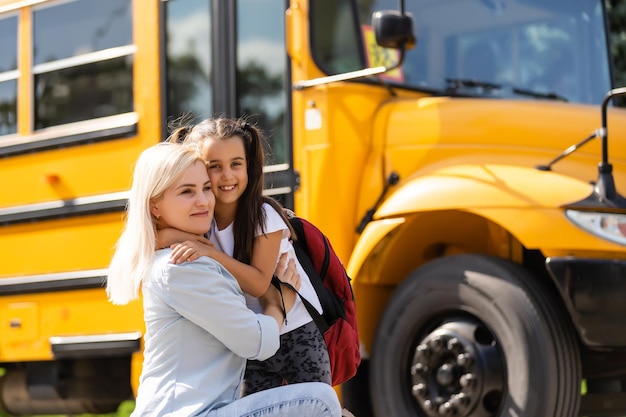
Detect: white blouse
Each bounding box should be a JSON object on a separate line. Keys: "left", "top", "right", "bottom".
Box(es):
{"left": 210, "top": 203, "right": 322, "bottom": 334}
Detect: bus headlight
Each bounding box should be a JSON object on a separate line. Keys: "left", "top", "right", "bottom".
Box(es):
{"left": 565, "top": 210, "right": 626, "bottom": 246}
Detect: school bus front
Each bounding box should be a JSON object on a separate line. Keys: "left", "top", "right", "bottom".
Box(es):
{"left": 288, "top": 1, "right": 626, "bottom": 417}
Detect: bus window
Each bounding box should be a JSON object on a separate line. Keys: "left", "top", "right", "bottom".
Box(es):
{"left": 357, "top": 0, "right": 610, "bottom": 105}
{"left": 311, "top": 0, "right": 365, "bottom": 76}
{"left": 164, "top": 1, "right": 289, "bottom": 164}
{"left": 33, "top": 0, "right": 133, "bottom": 130}
{"left": 237, "top": 0, "right": 288, "bottom": 164}
{"left": 165, "top": 0, "right": 212, "bottom": 121}
{"left": 0, "top": 13, "right": 17, "bottom": 136}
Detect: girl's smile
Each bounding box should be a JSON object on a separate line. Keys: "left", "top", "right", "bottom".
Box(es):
{"left": 203, "top": 136, "right": 248, "bottom": 211}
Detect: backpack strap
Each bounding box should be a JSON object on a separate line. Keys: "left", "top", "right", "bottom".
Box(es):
{"left": 291, "top": 213, "right": 331, "bottom": 281}
{"left": 289, "top": 215, "right": 333, "bottom": 288}
{"left": 270, "top": 276, "right": 288, "bottom": 325}
{"left": 290, "top": 215, "right": 331, "bottom": 281}
{"left": 318, "top": 234, "right": 331, "bottom": 281}
{"left": 282, "top": 212, "right": 339, "bottom": 332}
{"left": 271, "top": 276, "right": 330, "bottom": 333}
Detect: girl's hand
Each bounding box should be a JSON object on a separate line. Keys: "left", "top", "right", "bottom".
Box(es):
{"left": 170, "top": 237, "right": 215, "bottom": 264}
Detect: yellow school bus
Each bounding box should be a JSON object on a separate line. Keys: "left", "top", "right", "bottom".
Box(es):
{"left": 1, "top": 0, "right": 626, "bottom": 416}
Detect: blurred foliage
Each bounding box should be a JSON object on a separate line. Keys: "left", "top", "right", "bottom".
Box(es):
{"left": 0, "top": 401, "right": 134, "bottom": 417}
{"left": 607, "top": 0, "right": 626, "bottom": 106}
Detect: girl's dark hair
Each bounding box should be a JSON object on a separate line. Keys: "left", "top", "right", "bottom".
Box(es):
{"left": 168, "top": 124, "right": 193, "bottom": 144}
{"left": 166, "top": 113, "right": 197, "bottom": 144}
{"left": 168, "top": 116, "right": 293, "bottom": 264}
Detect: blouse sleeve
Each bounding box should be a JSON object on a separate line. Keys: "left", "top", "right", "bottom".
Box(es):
{"left": 162, "top": 257, "right": 280, "bottom": 360}
{"left": 258, "top": 203, "right": 290, "bottom": 242}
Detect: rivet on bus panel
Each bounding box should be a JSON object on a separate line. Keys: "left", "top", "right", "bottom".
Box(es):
{"left": 45, "top": 174, "right": 60, "bottom": 184}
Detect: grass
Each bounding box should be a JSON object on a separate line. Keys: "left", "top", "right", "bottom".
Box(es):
{"left": 0, "top": 401, "right": 134, "bottom": 417}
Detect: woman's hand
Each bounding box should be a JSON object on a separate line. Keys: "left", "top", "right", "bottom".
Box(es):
{"left": 259, "top": 254, "right": 298, "bottom": 316}
{"left": 273, "top": 254, "right": 299, "bottom": 313}
{"left": 274, "top": 253, "right": 301, "bottom": 291}
{"left": 258, "top": 284, "right": 288, "bottom": 330}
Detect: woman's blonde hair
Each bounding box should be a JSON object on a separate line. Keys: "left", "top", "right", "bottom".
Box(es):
{"left": 106, "top": 142, "right": 205, "bottom": 305}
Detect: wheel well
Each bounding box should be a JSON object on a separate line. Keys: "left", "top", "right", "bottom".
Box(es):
{"left": 355, "top": 210, "right": 574, "bottom": 351}
{"left": 368, "top": 210, "right": 531, "bottom": 285}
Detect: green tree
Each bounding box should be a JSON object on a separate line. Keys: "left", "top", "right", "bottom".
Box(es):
{"left": 236, "top": 60, "right": 286, "bottom": 164}
{"left": 607, "top": 0, "right": 626, "bottom": 105}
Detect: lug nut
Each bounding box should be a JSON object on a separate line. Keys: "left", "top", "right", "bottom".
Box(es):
{"left": 447, "top": 337, "right": 462, "bottom": 352}
{"left": 457, "top": 352, "right": 473, "bottom": 367}
{"left": 417, "top": 343, "right": 432, "bottom": 358}
{"left": 453, "top": 392, "right": 470, "bottom": 406}
{"left": 428, "top": 335, "right": 445, "bottom": 351}
{"left": 423, "top": 399, "right": 435, "bottom": 411}
{"left": 412, "top": 362, "right": 428, "bottom": 375}
{"left": 412, "top": 383, "right": 427, "bottom": 397}
{"left": 459, "top": 373, "right": 476, "bottom": 387}
{"left": 438, "top": 401, "right": 456, "bottom": 416}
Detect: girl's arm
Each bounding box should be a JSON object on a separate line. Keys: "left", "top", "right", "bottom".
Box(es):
{"left": 169, "top": 230, "right": 284, "bottom": 298}
{"left": 156, "top": 228, "right": 209, "bottom": 249}
{"left": 197, "top": 230, "right": 282, "bottom": 297}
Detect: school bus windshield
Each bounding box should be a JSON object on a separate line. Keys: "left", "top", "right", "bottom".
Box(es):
{"left": 311, "top": 0, "right": 612, "bottom": 105}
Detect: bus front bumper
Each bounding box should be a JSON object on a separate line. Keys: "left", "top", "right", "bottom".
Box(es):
{"left": 546, "top": 257, "right": 626, "bottom": 347}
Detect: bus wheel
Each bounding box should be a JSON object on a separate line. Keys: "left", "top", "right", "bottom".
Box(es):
{"left": 370, "top": 254, "right": 581, "bottom": 417}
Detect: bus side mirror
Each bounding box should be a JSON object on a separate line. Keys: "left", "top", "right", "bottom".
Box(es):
{"left": 372, "top": 10, "right": 416, "bottom": 50}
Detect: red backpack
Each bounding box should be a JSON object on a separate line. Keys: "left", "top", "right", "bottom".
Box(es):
{"left": 283, "top": 213, "right": 361, "bottom": 386}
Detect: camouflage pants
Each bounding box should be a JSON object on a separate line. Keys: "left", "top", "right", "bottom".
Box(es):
{"left": 243, "top": 320, "right": 332, "bottom": 395}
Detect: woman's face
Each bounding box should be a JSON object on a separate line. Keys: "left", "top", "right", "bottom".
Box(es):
{"left": 151, "top": 160, "right": 215, "bottom": 235}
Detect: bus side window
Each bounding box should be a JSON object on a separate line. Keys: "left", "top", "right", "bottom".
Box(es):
{"left": 0, "top": 13, "right": 18, "bottom": 136}
{"left": 32, "top": 0, "right": 134, "bottom": 130}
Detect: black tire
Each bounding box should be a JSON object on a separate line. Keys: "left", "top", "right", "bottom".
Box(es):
{"left": 370, "top": 254, "right": 581, "bottom": 417}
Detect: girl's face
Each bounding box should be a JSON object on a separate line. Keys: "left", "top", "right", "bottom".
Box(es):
{"left": 202, "top": 136, "right": 248, "bottom": 207}
{"left": 151, "top": 160, "right": 215, "bottom": 235}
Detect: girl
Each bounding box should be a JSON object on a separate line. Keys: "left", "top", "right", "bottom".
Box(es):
{"left": 106, "top": 142, "right": 340, "bottom": 416}
{"left": 161, "top": 117, "right": 332, "bottom": 395}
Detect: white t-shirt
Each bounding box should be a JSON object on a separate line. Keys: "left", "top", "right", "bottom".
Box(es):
{"left": 209, "top": 203, "right": 322, "bottom": 334}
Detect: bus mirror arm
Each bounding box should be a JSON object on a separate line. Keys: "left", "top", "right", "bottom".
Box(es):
{"left": 555, "top": 87, "right": 626, "bottom": 211}
{"left": 293, "top": 9, "right": 415, "bottom": 91}
{"left": 535, "top": 131, "right": 599, "bottom": 172}
{"left": 292, "top": 50, "right": 407, "bottom": 91}
{"left": 294, "top": 66, "right": 392, "bottom": 91}
{"left": 356, "top": 171, "right": 400, "bottom": 234}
